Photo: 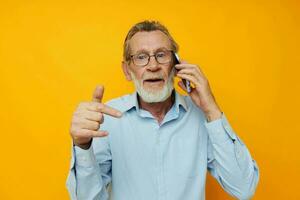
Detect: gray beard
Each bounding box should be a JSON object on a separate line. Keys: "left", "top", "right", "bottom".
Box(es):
{"left": 130, "top": 68, "right": 175, "bottom": 103}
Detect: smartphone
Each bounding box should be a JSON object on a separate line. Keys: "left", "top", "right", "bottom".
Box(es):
{"left": 173, "top": 52, "right": 191, "bottom": 93}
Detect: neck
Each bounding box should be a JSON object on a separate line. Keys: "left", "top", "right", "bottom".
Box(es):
{"left": 138, "top": 90, "right": 175, "bottom": 124}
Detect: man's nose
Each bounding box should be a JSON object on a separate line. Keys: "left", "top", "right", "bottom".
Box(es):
{"left": 146, "top": 56, "right": 160, "bottom": 71}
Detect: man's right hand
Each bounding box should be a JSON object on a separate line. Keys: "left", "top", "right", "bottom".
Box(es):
{"left": 70, "top": 85, "right": 122, "bottom": 149}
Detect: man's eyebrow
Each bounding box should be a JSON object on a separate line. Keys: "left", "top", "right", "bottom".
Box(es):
{"left": 133, "top": 49, "right": 148, "bottom": 55}
{"left": 154, "top": 47, "right": 169, "bottom": 52}
{"left": 133, "top": 47, "right": 169, "bottom": 55}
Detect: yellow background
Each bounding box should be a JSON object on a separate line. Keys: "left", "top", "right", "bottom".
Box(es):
{"left": 0, "top": 0, "right": 299, "bottom": 199}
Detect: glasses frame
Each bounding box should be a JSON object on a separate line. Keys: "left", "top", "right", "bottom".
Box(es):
{"left": 130, "top": 49, "right": 174, "bottom": 67}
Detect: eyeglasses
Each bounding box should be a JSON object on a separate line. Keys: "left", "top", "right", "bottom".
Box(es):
{"left": 130, "top": 50, "right": 173, "bottom": 67}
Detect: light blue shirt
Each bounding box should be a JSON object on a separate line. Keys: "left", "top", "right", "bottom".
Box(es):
{"left": 66, "top": 91, "right": 259, "bottom": 200}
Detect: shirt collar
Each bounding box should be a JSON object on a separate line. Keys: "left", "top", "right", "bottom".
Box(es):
{"left": 121, "top": 90, "right": 188, "bottom": 113}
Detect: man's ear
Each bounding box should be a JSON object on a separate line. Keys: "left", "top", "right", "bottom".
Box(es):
{"left": 122, "top": 61, "right": 132, "bottom": 81}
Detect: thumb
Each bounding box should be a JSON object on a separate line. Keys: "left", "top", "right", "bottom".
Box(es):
{"left": 92, "top": 85, "right": 104, "bottom": 103}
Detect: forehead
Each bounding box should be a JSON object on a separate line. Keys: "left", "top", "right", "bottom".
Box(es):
{"left": 129, "top": 30, "right": 172, "bottom": 53}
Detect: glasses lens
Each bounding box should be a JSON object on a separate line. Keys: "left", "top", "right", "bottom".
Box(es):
{"left": 133, "top": 53, "right": 149, "bottom": 66}
{"left": 156, "top": 51, "right": 171, "bottom": 64}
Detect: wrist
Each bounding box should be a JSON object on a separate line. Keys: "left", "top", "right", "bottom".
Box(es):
{"left": 205, "top": 107, "right": 222, "bottom": 122}
{"left": 74, "top": 139, "right": 92, "bottom": 150}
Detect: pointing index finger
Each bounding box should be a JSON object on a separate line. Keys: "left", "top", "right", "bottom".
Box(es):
{"left": 99, "top": 104, "right": 123, "bottom": 118}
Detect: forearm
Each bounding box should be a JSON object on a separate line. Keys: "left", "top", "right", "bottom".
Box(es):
{"left": 66, "top": 145, "right": 110, "bottom": 200}
{"left": 206, "top": 114, "right": 259, "bottom": 200}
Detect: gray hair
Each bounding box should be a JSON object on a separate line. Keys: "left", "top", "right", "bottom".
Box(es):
{"left": 123, "top": 20, "right": 179, "bottom": 62}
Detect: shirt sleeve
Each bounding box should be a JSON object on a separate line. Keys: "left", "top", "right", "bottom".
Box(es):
{"left": 66, "top": 137, "right": 112, "bottom": 200}
{"left": 205, "top": 113, "right": 259, "bottom": 200}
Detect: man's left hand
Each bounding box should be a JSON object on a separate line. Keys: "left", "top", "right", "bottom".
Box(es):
{"left": 175, "top": 62, "right": 222, "bottom": 122}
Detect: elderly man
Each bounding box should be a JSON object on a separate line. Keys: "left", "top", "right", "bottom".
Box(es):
{"left": 66, "top": 21, "right": 259, "bottom": 200}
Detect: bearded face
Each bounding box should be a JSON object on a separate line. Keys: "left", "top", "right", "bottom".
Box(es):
{"left": 123, "top": 31, "right": 175, "bottom": 103}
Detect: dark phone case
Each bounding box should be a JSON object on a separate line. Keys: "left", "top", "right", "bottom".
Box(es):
{"left": 173, "top": 52, "right": 191, "bottom": 92}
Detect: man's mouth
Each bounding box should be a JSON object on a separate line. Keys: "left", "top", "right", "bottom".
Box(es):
{"left": 143, "top": 78, "right": 165, "bottom": 84}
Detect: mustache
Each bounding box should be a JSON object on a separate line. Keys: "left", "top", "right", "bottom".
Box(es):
{"left": 142, "top": 68, "right": 176, "bottom": 81}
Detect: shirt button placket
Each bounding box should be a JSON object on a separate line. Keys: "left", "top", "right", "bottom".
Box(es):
{"left": 157, "top": 125, "right": 166, "bottom": 200}
{"left": 155, "top": 125, "right": 164, "bottom": 200}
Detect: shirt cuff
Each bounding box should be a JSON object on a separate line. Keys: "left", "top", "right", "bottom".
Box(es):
{"left": 74, "top": 145, "right": 97, "bottom": 167}
{"left": 204, "top": 113, "right": 238, "bottom": 144}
